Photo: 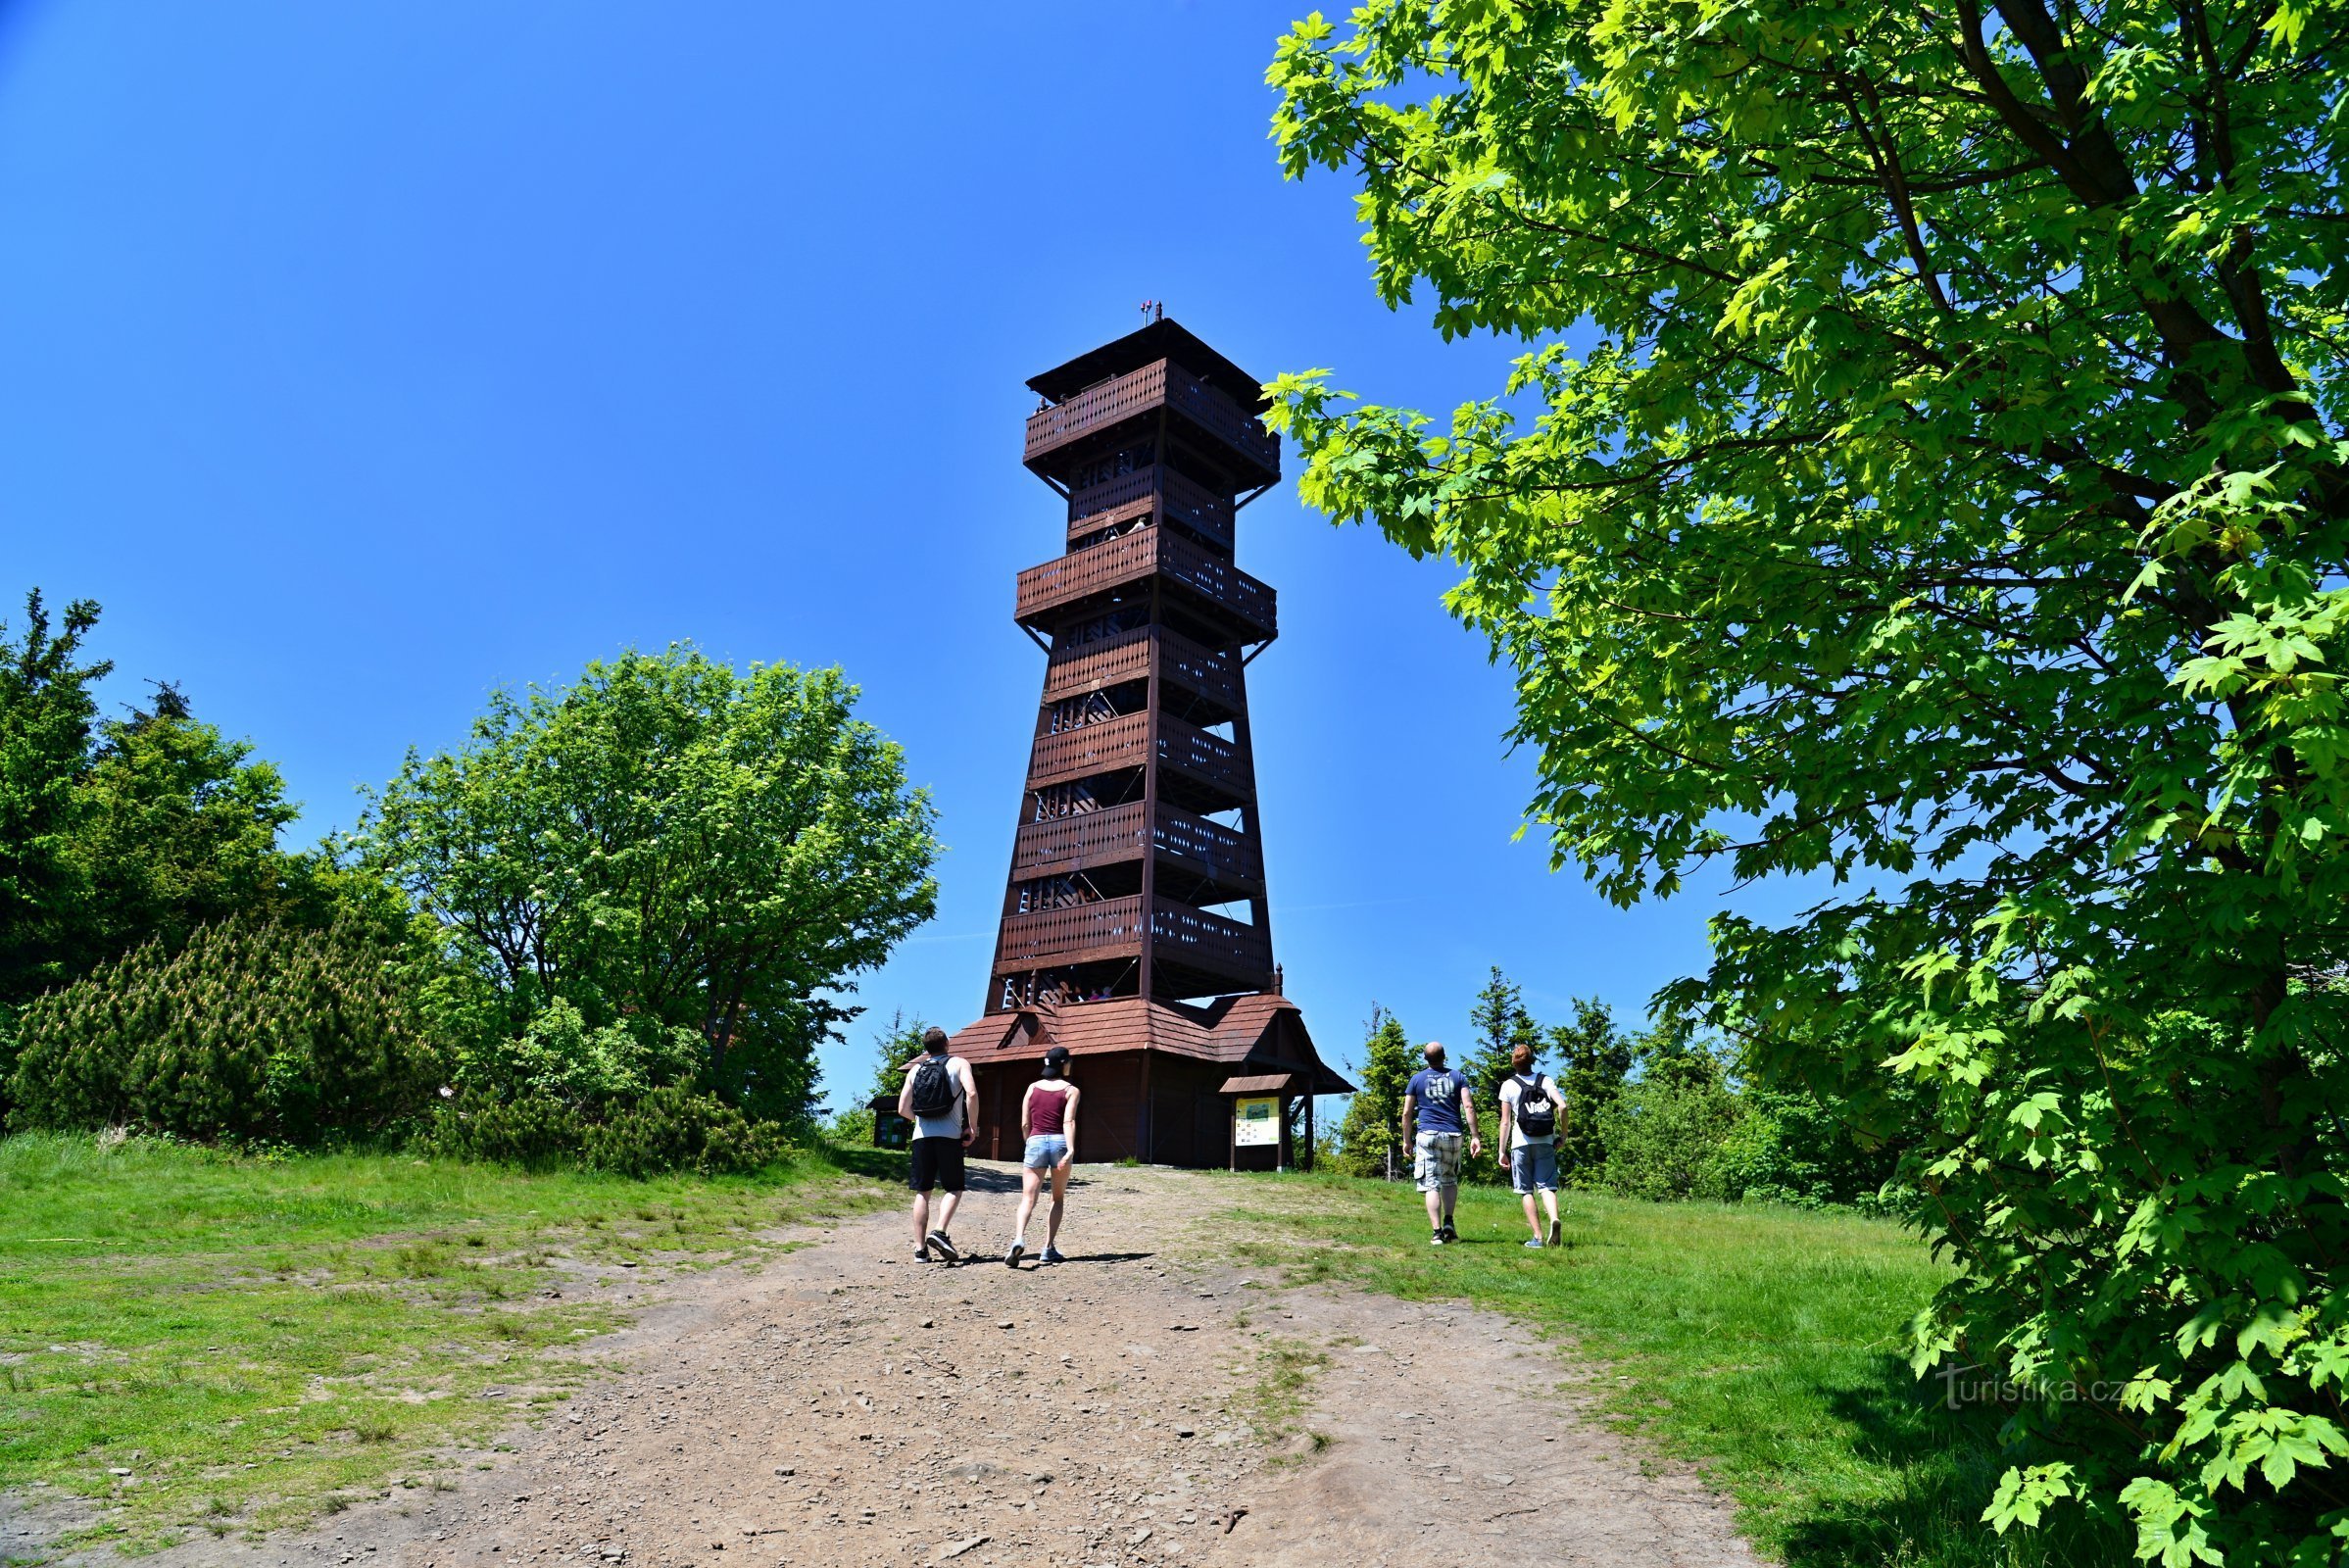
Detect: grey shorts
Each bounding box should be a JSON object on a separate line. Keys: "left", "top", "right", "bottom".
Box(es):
{"left": 1413, "top": 1131, "right": 1463, "bottom": 1192}
{"left": 1510, "top": 1143, "right": 1559, "bottom": 1194}
{"left": 1022, "top": 1134, "right": 1070, "bottom": 1171}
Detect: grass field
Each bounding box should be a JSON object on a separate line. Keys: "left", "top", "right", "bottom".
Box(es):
{"left": 1230, "top": 1173, "right": 2131, "bottom": 1568}
{"left": 0, "top": 1133, "right": 898, "bottom": 1555}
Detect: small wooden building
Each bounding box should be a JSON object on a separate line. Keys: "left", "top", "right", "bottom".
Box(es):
{"left": 947, "top": 992, "right": 1347, "bottom": 1169}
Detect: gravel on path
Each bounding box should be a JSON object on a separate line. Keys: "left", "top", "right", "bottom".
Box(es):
{"left": 31, "top": 1164, "right": 1761, "bottom": 1568}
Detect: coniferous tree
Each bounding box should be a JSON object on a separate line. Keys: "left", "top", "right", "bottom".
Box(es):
{"left": 0, "top": 591, "right": 109, "bottom": 1010}
{"left": 1331, "top": 1004, "right": 1411, "bottom": 1178}
{"left": 1545, "top": 996, "right": 1632, "bottom": 1183}
{"left": 8, "top": 912, "right": 439, "bottom": 1143}
{"left": 1463, "top": 966, "right": 1540, "bottom": 1163}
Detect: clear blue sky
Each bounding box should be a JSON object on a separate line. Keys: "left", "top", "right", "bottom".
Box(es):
{"left": 0, "top": 2, "right": 1794, "bottom": 1104}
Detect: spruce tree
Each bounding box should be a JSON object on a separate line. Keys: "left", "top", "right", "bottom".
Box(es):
{"left": 1331, "top": 1004, "right": 1411, "bottom": 1178}
{"left": 1546, "top": 997, "right": 1632, "bottom": 1183}
{"left": 1464, "top": 966, "right": 1540, "bottom": 1159}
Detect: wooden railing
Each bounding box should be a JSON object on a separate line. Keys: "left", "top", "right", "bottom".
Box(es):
{"left": 993, "top": 893, "right": 1270, "bottom": 981}
{"left": 1068, "top": 467, "right": 1158, "bottom": 521}
{"left": 1016, "top": 529, "right": 1276, "bottom": 643}
{"left": 1068, "top": 466, "right": 1236, "bottom": 552}
{"left": 1156, "top": 536, "right": 1275, "bottom": 640}
{"left": 1009, "top": 801, "right": 1262, "bottom": 887}
{"left": 1162, "top": 364, "right": 1281, "bottom": 479}
{"left": 1026, "top": 710, "right": 1149, "bottom": 788}
{"left": 1158, "top": 714, "right": 1251, "bottom": 797}
{"left": 1043, "top": 627, "right": 1152, "bottom": 702}
{"left": 1154, "top": 808, "right": 1260, "bottom": 884}
{"left": 1157, "top": 467, "right": 1236, "bottom": 546}
{"left": 1012, "top": 802, "right": 1150, "bottom": 875}
{"left": 1042, "top": 626, "right": 1241, "bottom": 710}
{"left": 1153, "top": 627, "right": 1242, "bottom": 710}
{"left": 1025, "top": 710, "right": 1252, "bottom": 798}
{"left": 1026, "top": 362, "right": 1170, "bottom": 464}
{"left": 1151, "top": 901, "right": 1273, "bottom": 982}
{"left": 1026, "top": 359, "right": 1278, "bottom": 481}
{"left": 996, "top": 895, "right": 1148, "bottom": 966}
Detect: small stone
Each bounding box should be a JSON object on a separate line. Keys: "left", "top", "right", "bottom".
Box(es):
{"left": 936, "top": 1536, "right": 989, "bottom": 1561}
{"left": 920, "top": 1318, "right": 935, "bottom": 1329}
{"left": 1176, "top": 1427, "right": 1196, "bottom": 1439}
{"left": 997, "top": 1320, "right": 1013, "bottom": 1330}
{"left": 1127, "top": 1526, "right": 1153, "bottom": 1545}
{"left": 108, "top": 1468, "right": 132, "bottom": 1477}
{"left": 773, "top": 1466, "right": 795, "bottom": 1478}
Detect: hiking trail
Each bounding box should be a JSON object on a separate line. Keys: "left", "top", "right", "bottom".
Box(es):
{"left": 62, "top": 1164, "right": 1761, "bottom": 1568}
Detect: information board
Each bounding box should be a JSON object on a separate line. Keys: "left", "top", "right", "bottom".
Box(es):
{"left": 1233, "top": 1096, "right": 1281, "bottom": 1149}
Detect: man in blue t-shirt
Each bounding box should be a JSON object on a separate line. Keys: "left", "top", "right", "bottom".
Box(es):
{"left": 1399, "top": 1041, "right": 1482, "bottom": 1246}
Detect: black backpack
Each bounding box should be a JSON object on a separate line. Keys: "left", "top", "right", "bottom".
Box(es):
{"left": 908, "top": 1055, "right": 959, "bottom": 1118}
{"left": 1512, "top": 1074, "right": 1556, "bottom": 1139}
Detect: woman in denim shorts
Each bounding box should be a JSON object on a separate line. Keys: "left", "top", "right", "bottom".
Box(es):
{"left": 1005, "top": 1046, "right": 1080, "bottom": 1268}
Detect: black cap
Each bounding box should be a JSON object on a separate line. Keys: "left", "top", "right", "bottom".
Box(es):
{"left": 1041, "top": 1046, "right": 1071, "bottom": 1077}
{"left": 922, "top": 1026, "right": 951, "bottom": 1054}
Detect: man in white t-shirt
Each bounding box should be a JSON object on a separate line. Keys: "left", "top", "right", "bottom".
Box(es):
{"left": 1496, "top": 1044, "right": 1568, "bottom": 1249}
{"left": 897, "top": 1027, "right": 979, "bottom": 1262}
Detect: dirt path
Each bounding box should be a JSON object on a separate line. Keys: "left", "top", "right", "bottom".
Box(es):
{"left": 79, "top": 1164, "right": 1761, "bottom": 1568}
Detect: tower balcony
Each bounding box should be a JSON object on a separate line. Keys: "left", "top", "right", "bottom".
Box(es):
{"left": 1068, "top": 466, "right": 1234, "bottom": 551}
{"left": 1024, "top": 359, "right": 1280, "bottom": 490}
{"left": 1025, "top": 710, "right": 1253, "bottom": 800}
{"left": 1010, "top": 800, "right": 1263, "bottom": 891}
{"left": 993, "top": 893, "right": 1271, "bottom": 987}
{"left": 1016, "top": 527, "right": 1276, "bottom": 645}
{"left": 1043, "top": 625, "right": 1241, "bottom": 713}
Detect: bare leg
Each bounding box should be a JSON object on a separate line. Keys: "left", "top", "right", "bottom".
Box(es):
{"left": 1441, "top": 1183, "right": 1459, "bottom": 1231}
{"left": 935, "top": 1190, "right": 961, "bottom": 1238}
{"left": 1011, "top": 1164, "right": 1042, "bottom": 1245}
{"left": 1046, "top": 1157, "right": 1071, "bottom": 1249}
{"left": 1521, "top": 1191, "right": 1541, "bottom": 1240}
{"left": 1423, "top": 1186, "right": 1444, "bottom": 1230}
{"left": 911, "top": 1192, "right": 931, "bottom": 1249}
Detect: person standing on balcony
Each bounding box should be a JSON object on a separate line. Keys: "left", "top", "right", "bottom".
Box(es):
{"left": 899, "top": 1026, "right": 979, "bottom": 1262}
{"left": 1005, "top": 1046, "right": 1080, "bottom": 1268}
{"left": 1400, "top": 1041, "right": 1480, "bottom": 1246}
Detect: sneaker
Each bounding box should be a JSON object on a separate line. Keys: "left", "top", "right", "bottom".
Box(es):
{"left": 1430, "top": 1229, "right": 1447, "bottom": 1247}
{"left": 1522, "top": 1237, "right": 1545, "bottom": 1249}
{"left": 1041, "top": 1247, "right": 1065, "bottom": 1265}
{"left": 1547, "top": 1217, "right": 1563, "bottom": 1249}
{"left": 927, "top": 1231, "right": 959, "bottom": 1262}
{"left": 1441, "top": 1221, "right": 1457, "bottom": 1243}
{"left": 1005, "top": 1240, "right": 1026, "bottom": 1269}
{"left": 915, "top": 1242, "right": 932, "bottom": 1262}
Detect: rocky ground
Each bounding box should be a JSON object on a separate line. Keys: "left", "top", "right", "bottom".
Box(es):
{"left": 29, "top": 1163, "right": 1761, "bottom": 1568}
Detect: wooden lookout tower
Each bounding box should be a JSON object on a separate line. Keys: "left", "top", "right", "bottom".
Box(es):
{"left": 947, "top": 319, "right": 1349, "bottom": 1169}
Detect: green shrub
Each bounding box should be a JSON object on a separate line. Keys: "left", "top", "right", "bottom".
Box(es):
{"left": 7, "top": 914, "right": 438, "bottom": 1143}
{"left": 1713, "top": 1088, "right": 1905, "bottom": 1212}
{"left": 1592, "top": 1070, "right": 1742, "bottom": 1201}
{"left": 453, "top": 997, "right": 702, "bottom": 1107}
{"left": 584, "top": 1086, "right": 788, "bottom": 1176}
{"left": 420, "top": 1085, "right": 786, "bottom": 1177}
{"left": 416, "top": 1093, "right": 588, "bottom": 1169}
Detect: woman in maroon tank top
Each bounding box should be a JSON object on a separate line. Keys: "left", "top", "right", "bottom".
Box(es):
{"left": 1006, "top": 1047, "right": 1080, "bottom": 1268}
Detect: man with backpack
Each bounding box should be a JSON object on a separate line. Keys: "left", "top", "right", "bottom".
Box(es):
{"left": 897, "top": 1026, "right": 979, "bottom": 1262}
{"left": 1497, "top": 1043, "right": 1568, "bottom": 1249}
{"left": 1399, "top": 1041, "right": 1481, "bottom": 1246}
